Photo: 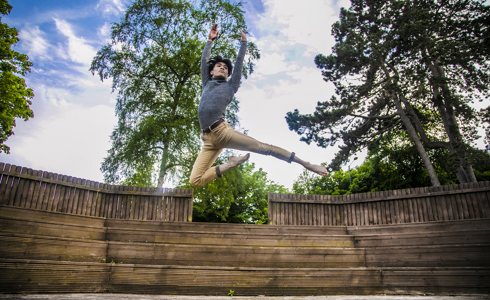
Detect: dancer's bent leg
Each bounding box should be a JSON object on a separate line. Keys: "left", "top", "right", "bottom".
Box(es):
{"left": 190, "top": 135, "right": 223, "bottom": 187}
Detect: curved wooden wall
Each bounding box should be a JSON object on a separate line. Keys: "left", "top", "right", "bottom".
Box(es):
{"left": 269, "top": 181, "right": 490, "bottom": 226}
{"left": 0, "top": 163, "right": 193, "bottom": 222}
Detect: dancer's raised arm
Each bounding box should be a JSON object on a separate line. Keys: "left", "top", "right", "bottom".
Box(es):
{"left": 208, "top": 23, "right": 218, "bottom": 41}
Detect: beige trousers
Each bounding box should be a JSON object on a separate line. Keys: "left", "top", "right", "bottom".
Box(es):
{"left": 190, "top": 121, "right": 293, "bottom": 187}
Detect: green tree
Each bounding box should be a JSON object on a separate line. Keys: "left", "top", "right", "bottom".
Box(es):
{"left": 0, "top": 0, "right": 34, "bottom": 154}
{"left": 90, "top": 0, "right": 259, "bottom": 187}
{"left": 286, "top": 0, "right": 489, "bottom": 186}
{"left": 293, "top": 137, "right": 490, "bottom": 196}
{"left": 180, "top": 150, "right": 288, "bottom": 224}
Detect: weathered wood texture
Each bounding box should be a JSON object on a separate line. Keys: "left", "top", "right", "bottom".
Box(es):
{"left": 0, "top": 163, "right": 193, "bottom": 222}
{"left": 348, "top": 219, "right": 490, "bottom": 268}
{"left": 0, "top": 205, "right": 489, "bottom": 295}
{"left": 268, "top": 181, "right": 490, "bottom": 226}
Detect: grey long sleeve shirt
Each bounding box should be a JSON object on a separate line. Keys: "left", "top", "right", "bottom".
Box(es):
{"left": 198, "top": 40, "right": 247, "bottom": 129}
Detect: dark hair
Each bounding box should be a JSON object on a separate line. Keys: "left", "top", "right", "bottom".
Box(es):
{"left": 208, "top": 55, "right": 233, "bottom": 77}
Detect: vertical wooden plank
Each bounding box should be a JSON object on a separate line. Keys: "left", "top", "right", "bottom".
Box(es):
{"left": 423, "top": 187, "right": 433, "bottom": 221}
{"left": 42, "top": 172, "right": 54, "bottom": 211}
{"left": 97, "top": 184, "right": 107, "bottom": 218}
{"left": 448, "top": 192, "right": 459, "bottom": 220}
{"left": 118, "top": 185, "right": 127, "bottom": 219}
{"left": 165, "top": 194, "right": 172, "bottom": 222}
{"left": 404, "top": 191, "right": 412, "bottom": 223}
{"left": 355, "top": 201, "right": 360, "bottom": 226}
{"left": 281, "top": 201, "right": 286, "bottom": 225}
{"left": 76, "top": 178, "right": 88, "bottom": 215}
{"left": 362, "top": 202, "right": 368, "bottom": 226}
{"left": 418, "top": 195, "right": 427, "bottom": 223}
{"left": 0, "top": 163, "right": 10, "bottom": 205}
{"left": 453, "top": 187, "right": 465, "bottom": 220}
{"left": 90, "top": 181, "right": 99, "bottom": 216}
{"left": 68, "top": 177, "right": 80, "bottom": 214}
{"left": 11, "top": 166, "right": 24, "bottom": 207}
{"left": 135, "top": 192, "right": 142, "bottom": 221}
{"left": 463, "top": 184, "right": 476, "bottom": 219}
{"left": 105, "top": 185, "right": 114, "bottom": 219}
{"left": 93, "top": 182, "right": 103, "bottom": 217}
{"left": 50, "top": 174, "right": 63, "bottom": 212}
{"left": 459, "top": 189, "right": 470, "bottom": 219}
{"left": 130, "top": 190, "right": 138, "bottom": 220}
{"left": 175, "top": 196, "right": 182, "bottom": 223}
{"left": 61, "top": 176, "right": 73, "bottom": 213}
{"left": 410, "top": 191, "right": 419, "bottom": 223}
{"left": 83, "top": 181, "right": 94, "bottom": 216}
{"left": 161, "top": 193, "right": 167, "bottom": 222}
{"left": 28, "top": 170, "right": 42, "bottom": 209}
{"left": 13, "top": 167, "right": 28, "bottom": 207}
{"left": 443, "top": 186, "right": 454, "bottom": 221}
{"left": 171, "top": 194, "right": 177, "bottom": 222}
{"left": 53, "top": 175, "right": 66, "bottom": 212}
{"left": 78, "top": 179, "right": 90, "bottom": 215}
{"left": 3, "top": 165, "right": 19, "bottom": 206}
{"left": 469, "top": 184, "right": 482, "bottom": 219}
{"left": 33, "top": 171, "right": 46, "bottom": 210}
{"left": 479, "top": 191, "right": 490, "bottom": 219}
{"left": 373, "top": 201, "right": 379, "bottom": 225}
{"left": 298, "top": 203, "right": 306, "bottom": 225}
{"left": 22, "top": 168, "right": 35, "bottom": 208}
{"left": 45, "top": 173, "right": 58, "bottom": 211}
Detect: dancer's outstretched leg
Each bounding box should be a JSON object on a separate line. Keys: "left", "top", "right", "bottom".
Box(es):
{"left": 291, "top": 155, "right": 329, "bottom": 176}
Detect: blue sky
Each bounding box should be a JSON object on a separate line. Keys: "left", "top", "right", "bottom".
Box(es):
{"left": 1, "top": 0, "right": 355, "bottom": 188}
{"left": 3, "top": 0, "right": 486, "bottom": 189}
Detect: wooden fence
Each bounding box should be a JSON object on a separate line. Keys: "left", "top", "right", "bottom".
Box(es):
{"left": 268, "top": 181, "right": 490, "bottom": 226}
{"left": 0, "top": 163, "right": 193, "bottom": 222}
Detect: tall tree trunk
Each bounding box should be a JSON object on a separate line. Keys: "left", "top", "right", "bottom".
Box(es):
{"left": 157, "top": 143, "right": 170, "bottom": 187}
{"left": 392, "top": 93, "right": 441, "bottom": 186}
{"left": 381, "top": 62, "right": 441, "bottom": 186}
{"left": 428, "top": 59, "right": 477, "bottom": 183}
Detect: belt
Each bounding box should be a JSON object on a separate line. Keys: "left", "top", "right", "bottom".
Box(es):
{"left": 202, "top": 118, "right": 225, "bottom": 133}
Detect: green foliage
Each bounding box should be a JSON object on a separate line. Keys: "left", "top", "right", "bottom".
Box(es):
{"left": 286, "top": 0, "right": 489, "bottom": 185}
{"left": 180, "top": 150, "right": 288, "bottom": 224}
{"left": 293, "top": 141, "right": 490, "bottom": 195}
{"left": 91, "top": 0, "right": 259, "bottom": 187}
{"left": 228, "top": 290, "right": 234, "bottom": 296}
{"left": 0, "top": 0, "right": 34, "bottom": 154}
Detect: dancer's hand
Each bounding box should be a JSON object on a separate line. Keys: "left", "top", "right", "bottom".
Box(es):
{"left": 239, "top": 28, "right": 247, "bottom": 42}
{"left": 208, "top": 24, "right": 218, "bottom": 41}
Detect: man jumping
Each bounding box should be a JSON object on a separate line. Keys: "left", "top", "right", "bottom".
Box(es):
{"left": 190, "top": 24, "right": 328, "bottom": 187}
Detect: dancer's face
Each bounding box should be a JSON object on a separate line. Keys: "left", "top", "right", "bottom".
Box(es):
{"left": 211, "top": 62, "right": 229, "bottom": 78}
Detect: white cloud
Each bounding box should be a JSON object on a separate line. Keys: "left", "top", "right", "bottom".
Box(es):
{"left": 53, "top": 18, "right": 97, "bottom": 66}
{"left": 99, "top": 22, "right": 112, "bottom": 38}
{"left": 0, "top": 104, "right": 116, "bottom": 183}
{"left": 258, "top": 0, "right": 337, "bottom": 54}
{"left": 96, "top": 0, "right": 126, "bottom": 16}
{"left": 18, "top": 25, "right": 50, "bottom": 60}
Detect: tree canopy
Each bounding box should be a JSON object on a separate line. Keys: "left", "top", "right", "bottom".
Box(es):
{"left": 286, "top": 0, "right": 489, "bottom": 186}
{"left": 0, "top": 0, "right": 34, "bottom": 154}
{"left": 293, "top": 139, "right": 490, "bottom": 196}
{"left": 91, "top": 0, "right": 259, "bottom": 187}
